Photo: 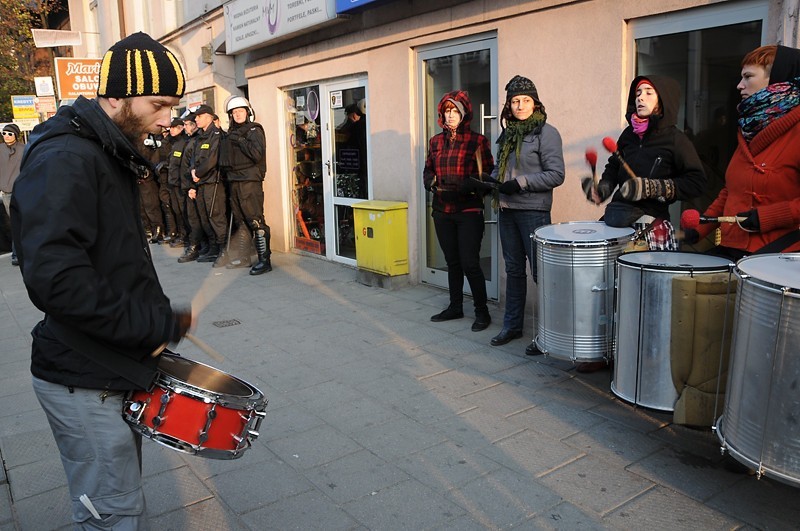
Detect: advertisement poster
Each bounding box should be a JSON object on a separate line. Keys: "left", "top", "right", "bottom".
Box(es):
{"left": 54, "top": 57, "right": 102, "bottom": 100}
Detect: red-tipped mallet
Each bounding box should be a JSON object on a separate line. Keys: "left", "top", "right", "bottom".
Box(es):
{"left": 680, "top": 209, "right": 746, "bottom": 230}
{"left": 585, "top": 147, "right": 598, "bottom": 187}
{"left": 602, "top": 137, "right": 637, "bottom": 180}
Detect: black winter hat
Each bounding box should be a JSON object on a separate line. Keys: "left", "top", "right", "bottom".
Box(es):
{"left": 505, "top": 75, "right": 539, "bottom": 102}
{"left": 3, "top": 123, "right": 20, "bottom": 137}
{"left": 170, "top": 117, "right": 184, "bottom": 127}
{"left": 97, "top": 32, "right": 185, "bottom": 98}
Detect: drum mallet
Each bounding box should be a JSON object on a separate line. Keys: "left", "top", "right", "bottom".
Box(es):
{"left": 585, "top": 147, "right": 598, "bottom": 187}
{"left": 185, "top": 333, "right": 225, "bottom": 363}
{"left": 602, "top": 137, "right": 638, "bottom": 180}
{"left": 680, "top": 209, "right": 747, "bottom": 229}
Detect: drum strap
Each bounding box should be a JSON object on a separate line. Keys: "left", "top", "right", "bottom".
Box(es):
{"left": 755, "top": 229, "right": 800, "bottom": 254}
{"left": 46, "top": 318, "right": 157, "bottom": 390}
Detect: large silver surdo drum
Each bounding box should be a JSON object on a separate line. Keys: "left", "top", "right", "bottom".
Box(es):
{"left": 535, "top": 222, "right": 634, "bottom": 362}
{"left": 716, "top": 254, "right": 800, "bottom": 486}
{"left": 612, "top": 251, "right": 733, "bottom": 411}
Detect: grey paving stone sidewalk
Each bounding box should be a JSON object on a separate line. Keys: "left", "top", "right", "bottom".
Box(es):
{"left": 0, "top": 247, "right": 797, "bottom": 530}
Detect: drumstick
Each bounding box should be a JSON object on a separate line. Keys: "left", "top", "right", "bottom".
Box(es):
{"left": 185, "top": 333, "right": 225, "bottom": 363}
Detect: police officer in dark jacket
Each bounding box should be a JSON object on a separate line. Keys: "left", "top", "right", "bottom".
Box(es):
{"left": 177, "top": 113, "right": 207, "bottom": 262}
{"left": 11, "top": 32, "right": 193, "bottom": 528}
{"left": 165, "top": 117, "right": 188, "bottom": 246}
{"left": 189, "top": 104, "right": 227, "bottom": 265}
{"left": 220, "top": 96, "right": 272, "bottom": 274}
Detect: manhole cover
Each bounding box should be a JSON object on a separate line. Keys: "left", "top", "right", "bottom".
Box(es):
{"left": 212, "top": 319, "right": 241, "bottom": 328}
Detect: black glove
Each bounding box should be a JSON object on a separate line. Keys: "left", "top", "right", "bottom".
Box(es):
{"left": 168, "top": 306, "right": 192, "bottom": 343}
{"left": 737, "top": 209, "right": 760, "bottom": 231}
{"left": 682, "top": 228, "right": 700, "bottom": 245}
{"left": 597, "top": 180, "right": 613, "bottom": 201}
{"left": 580, "top": 177, "right": 594, "bottom": 201}
{"left": 498, "top": 179, "right": 521, "bottom": 195}
{"left": 620, "top": 177, "right": 676, "bottom": 202}
{"left": 463, "top": 174, "right": 498, "bottom": 192}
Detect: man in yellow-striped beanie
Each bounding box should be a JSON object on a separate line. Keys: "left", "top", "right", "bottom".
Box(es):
{"left": 11, "top": 32, "right": 192, "bottom": 528}
{"left": 98, "top": 31, "right": 185, "bottom": 99}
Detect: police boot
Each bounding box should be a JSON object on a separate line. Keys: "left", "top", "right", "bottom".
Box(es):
{"left": 213, "top": 241, "right": 231, "bottom": 268}
{"left": 198, "top": 242, "right": 220, "bottom": 262}
{"left": 162, "top": 209, "right": 175, "bottom": 244}
{"left": 177, "top": 244, "right": 200, "bottom": 263}
{"left": 250, "top": 230, "right": 272, "bottom": 275}
{"left": 149, "top": 226, "right": 163, "bottom": 244}
{"left": 226, "top": 229, "right": 252, "bottom": 269}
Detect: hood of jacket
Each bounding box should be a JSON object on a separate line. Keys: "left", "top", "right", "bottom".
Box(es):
{"left": 770, "top": 45, "right": 800, "bottom": 85}
{"left": 23, "top": 96, "right": 150, "bottom": 177}
{"left": 437, "top": 90, "right": 473, "bottom": 132}
{"left": 625, "top": 75, "right": 681, "bottom": 131}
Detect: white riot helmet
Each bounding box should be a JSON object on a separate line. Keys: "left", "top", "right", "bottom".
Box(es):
{"left": 226, "top": 95, "right": 255, "bottom": 121}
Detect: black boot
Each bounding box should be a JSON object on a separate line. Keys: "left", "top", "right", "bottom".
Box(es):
{"left": 177, "top": 244, "right": 200, "bottom": 263}
{"left": 212, "top": 242, "right": 231, "bottom": 268}
{"left": 226, "top": 229, "right": 252, "bottom": 269}
{"left": 148, "top": 226, "right": 163, "bottom": 244}
{"left": 162, "top": 208, "right": 175, "bottom": 244}
{"left": 197, "top": 242, "right": 220, "bottom": 262}
{"left": 249, "top": 230, "right": 272, "bottom": 275}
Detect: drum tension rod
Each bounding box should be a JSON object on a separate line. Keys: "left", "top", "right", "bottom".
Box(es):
{"left": 198, "top": 404, "right": 217, "bottom": 444}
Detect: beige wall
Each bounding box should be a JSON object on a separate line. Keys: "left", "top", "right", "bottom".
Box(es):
{"left": 243, "top": 0, "right": 795, "bottom": 281}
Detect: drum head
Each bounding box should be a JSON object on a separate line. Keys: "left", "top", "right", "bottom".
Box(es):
{"left": 618, "top": 251, "right": 733, "bottom": 271}
{"left": 534, "top": 222, "right": 634, "bottom": 244}
{"left": 736, "top": 253, "right": 800, "bottom": 291}
{"left": 159, "top": 355, "right": 255, "bottom": 397}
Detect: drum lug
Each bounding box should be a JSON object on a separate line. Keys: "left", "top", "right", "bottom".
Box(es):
{"left": 198, "top": 404, "right": 218, "bottom": 445}
{"left": 152, "top": 391, "right": 171, "bottom": 427}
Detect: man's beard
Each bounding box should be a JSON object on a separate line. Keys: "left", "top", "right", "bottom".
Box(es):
{"left": 113, "top": 99, "right": 148, "bottom": 147}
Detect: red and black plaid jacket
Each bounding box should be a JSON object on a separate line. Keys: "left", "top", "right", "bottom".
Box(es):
{"left": 423, "top": 91, "right": 494, "bottom": 214}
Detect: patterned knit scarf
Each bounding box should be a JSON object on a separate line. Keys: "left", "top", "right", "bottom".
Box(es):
{"left": 496, "top": 110, "right": 546, "bottom": 183}
{"left": 738, "top": 78, "right": 800, "bottom": 142}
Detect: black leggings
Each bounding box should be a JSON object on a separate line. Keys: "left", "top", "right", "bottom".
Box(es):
{"left": 432, "top": 210, "right": 487, "bottom": 311}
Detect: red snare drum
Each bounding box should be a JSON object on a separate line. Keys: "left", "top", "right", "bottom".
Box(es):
{"left": 123, "top": 354, "right": 267, "bottom": 459}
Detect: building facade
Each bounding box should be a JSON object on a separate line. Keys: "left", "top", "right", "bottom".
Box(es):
{"left": 81, "top": 0, "right": 798, "bottom": 301}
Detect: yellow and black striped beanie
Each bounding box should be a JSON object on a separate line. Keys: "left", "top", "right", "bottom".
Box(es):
{"left": 97, "top": 32, "right": 185, "bottom": 99}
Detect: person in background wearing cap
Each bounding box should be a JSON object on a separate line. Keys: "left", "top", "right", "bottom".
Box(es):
{"left": 0, "top": 123, "right": 23, "bottom": 265}
{"left": 178, "top": 112, "right": 209, "bottom": 262}
{"left": 220, "top": 95, "right": 272, "bottom": 274}
{"left": 423, "top": 91, "right": 495, "bottom": 332}
{"left": 162, "top": 118, "right": 187, "bottom": 247}
{"left": 189, "top": 104, "right": 228, "bottom": 266}
{"left": 490, "top": 75, "right": 564, "bottom": 353}
{"left": 139, "top": 130, "right": 167, "bottom": 243}
{"left": 164, "top": 117, "right": 189, "bottom": 247}
{"left": 588, "top": 76, "right": 705, "bottom": 249}
{"left": 11, "top": 32, "right": 194, "bottom": 528}
{"left": 687, "top": 45, "right": 800, "bottom": 257}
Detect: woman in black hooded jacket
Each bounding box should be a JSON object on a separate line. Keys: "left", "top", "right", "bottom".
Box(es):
{"left": 590, "top": 75, "right": 705, "bottom": 250}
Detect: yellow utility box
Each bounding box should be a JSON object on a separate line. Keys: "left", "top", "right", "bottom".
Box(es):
{"left": 353, "top": 200, "right": 409, "bottom": 276}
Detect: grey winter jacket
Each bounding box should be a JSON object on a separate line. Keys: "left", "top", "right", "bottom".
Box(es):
{"left": 492, "top": 122, "right": 565, "bottom": 211}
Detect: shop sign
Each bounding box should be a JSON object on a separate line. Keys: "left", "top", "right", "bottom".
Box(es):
{"left": 335, "top": 0, "right": 383, "bottom": 13}
{"left": 34, "top": 96, "right": 58, "bottom": 115}
{"left": 11, "top": 95, "right": 38, "bottom": 120}
{"left": 34, "top": 76, "right": 56, "bottom": 97}
{"left": 224, "top": 0, "right": 338, "bottom": 54}
{"left": 54, "top": 57, "right": 102, "bottom": 100}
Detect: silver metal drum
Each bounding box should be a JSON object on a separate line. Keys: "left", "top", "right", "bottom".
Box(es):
{"left": 716, "top": 253, "right": 800, "bottom": 486}
{"left": 612, "top": 252, "right": 733, "bottom": 411}
{"left": 535, "top": 222, "right": 634, "bottom": 362}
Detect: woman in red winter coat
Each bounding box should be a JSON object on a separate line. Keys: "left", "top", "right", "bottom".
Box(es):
{"left": 692, "top": 45, "right": 800, "bottom": 259}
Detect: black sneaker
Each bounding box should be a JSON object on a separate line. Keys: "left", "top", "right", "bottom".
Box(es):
{"left": 430, "top": 307, "right": 464, "bottom": 322}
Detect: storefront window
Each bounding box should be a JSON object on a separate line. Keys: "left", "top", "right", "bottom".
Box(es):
{"left": 287, "top": 85, "right": 325, "bottom": 254}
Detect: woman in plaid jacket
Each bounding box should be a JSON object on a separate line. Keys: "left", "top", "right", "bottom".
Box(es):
{"left": 423, "top": 90, "right": 495, "bottom": 332}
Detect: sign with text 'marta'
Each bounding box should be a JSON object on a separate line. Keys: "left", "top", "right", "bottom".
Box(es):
{"left": 55, "top": 57, "right": 102, "bottom": 100}
{"left": 224, "top": 0, "right": 338, "bottom": 54}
